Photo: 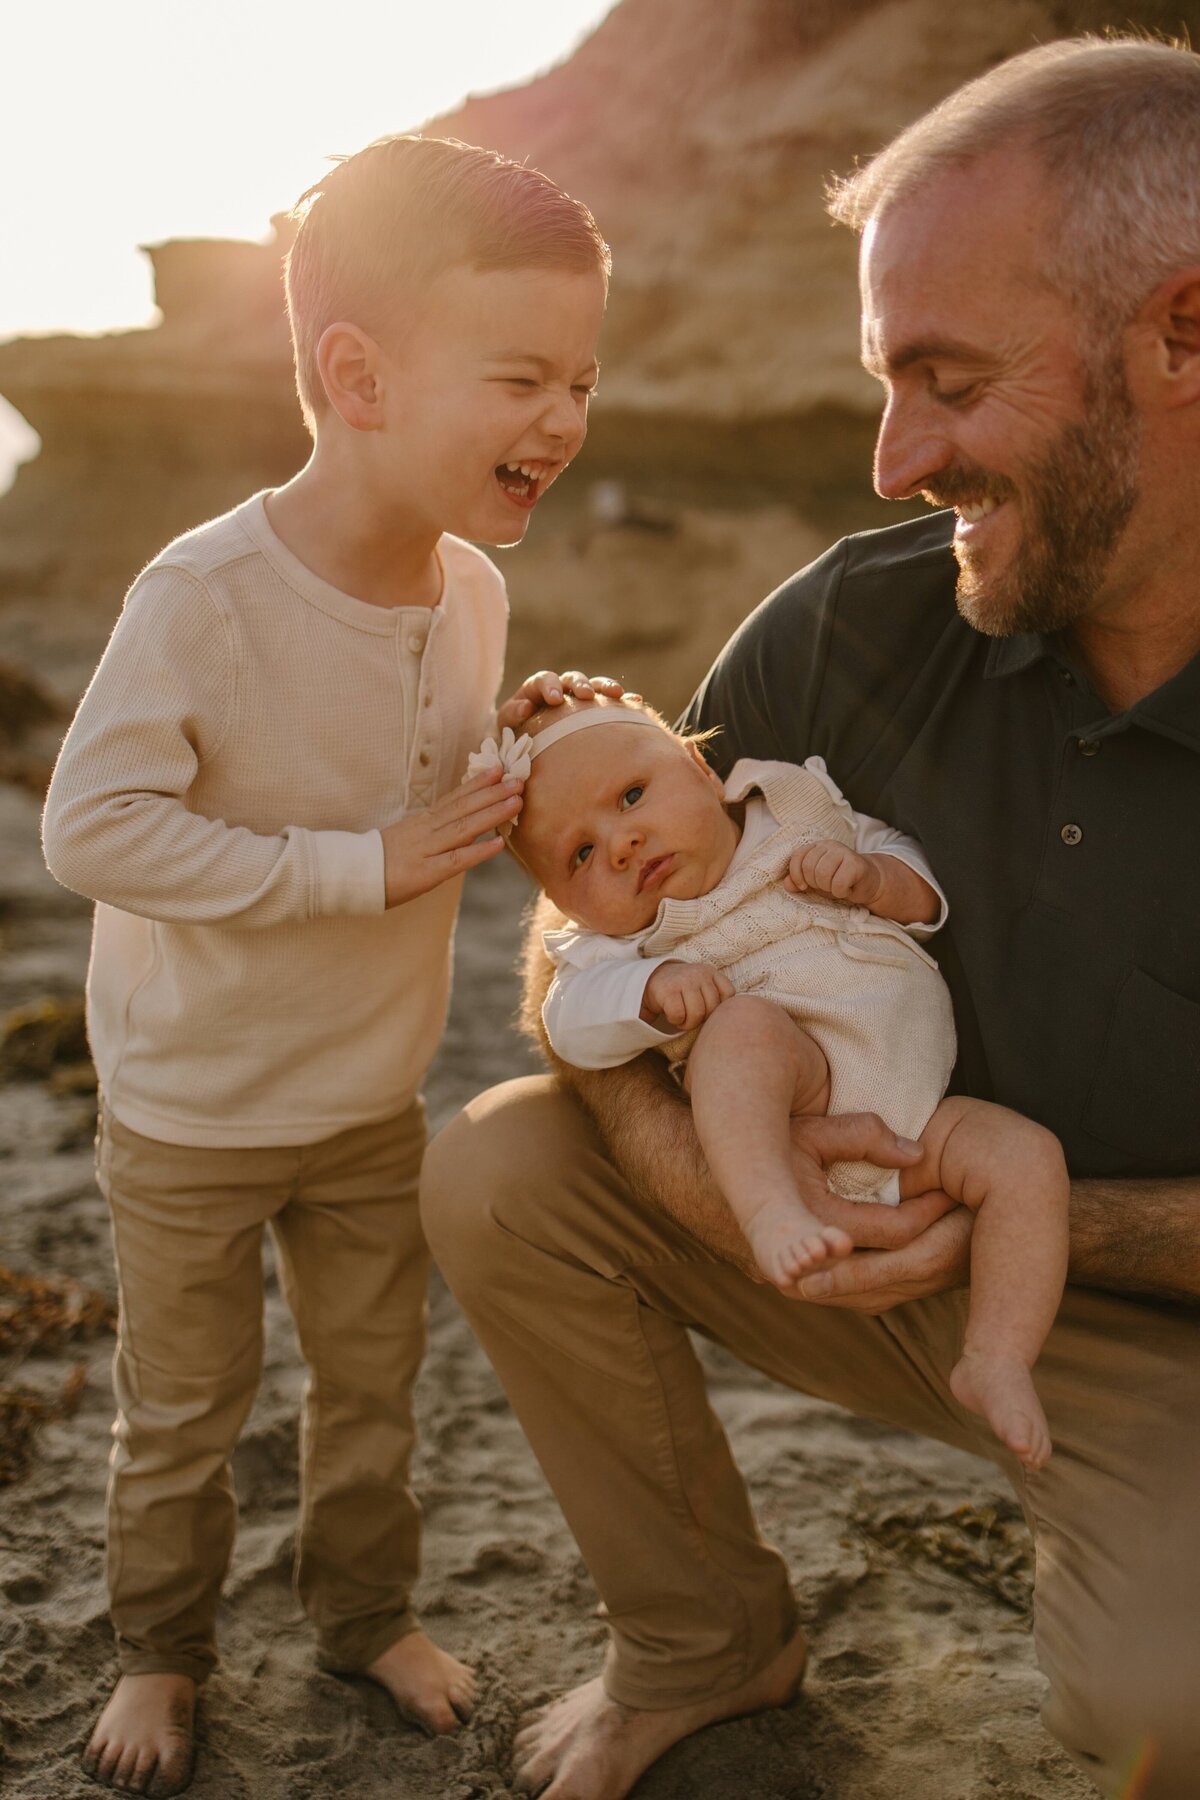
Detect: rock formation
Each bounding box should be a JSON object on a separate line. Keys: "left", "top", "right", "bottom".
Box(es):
{"left": 0, "top": 0, "right": 1194, "bottom": 709}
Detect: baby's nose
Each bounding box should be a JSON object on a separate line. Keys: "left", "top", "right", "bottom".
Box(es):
{"left": 610, "top": 826, "right": 644, "bottom": 867}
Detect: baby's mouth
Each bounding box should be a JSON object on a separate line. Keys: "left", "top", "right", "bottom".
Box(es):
{"left": 637, "top": 854, "right": 674, "bottom": 894}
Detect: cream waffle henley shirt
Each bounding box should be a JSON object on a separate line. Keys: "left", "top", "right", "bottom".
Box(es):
{"left": 42, "top": 493, "right": 508, "bottom": 1148}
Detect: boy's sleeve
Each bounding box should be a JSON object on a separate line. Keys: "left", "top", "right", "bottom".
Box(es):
{"left": 802, "top": 756, "right": 948, "bottom": 938}
{"left": 541, "top": 928, "right": 678, "bottom": 1070}
{"left": 42, "top": 567, "right": 385, "bottom": 927}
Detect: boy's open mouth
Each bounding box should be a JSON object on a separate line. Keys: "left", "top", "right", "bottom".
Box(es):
{"left": 495, "top": 461, "right": 547, "bottom": 505}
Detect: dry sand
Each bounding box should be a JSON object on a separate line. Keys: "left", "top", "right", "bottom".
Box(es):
{"left": 0, "top": 595, "right": 1094, "bottom": 1799}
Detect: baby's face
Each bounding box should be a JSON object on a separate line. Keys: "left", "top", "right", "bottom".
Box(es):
{"left": 516, "top": 723, "right": 741, "bottom": 935}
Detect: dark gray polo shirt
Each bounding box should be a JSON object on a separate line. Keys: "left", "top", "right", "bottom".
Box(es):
{"left": 682, "top": 511, "right": 1200, "bottom": 1180}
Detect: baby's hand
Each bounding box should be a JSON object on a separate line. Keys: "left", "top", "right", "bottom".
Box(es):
{"left": 786, "top": 840, "right": 884, "bottom": 907}
{"left": 641, "top": 961, "right": 734, "bottom": 1031}
{"left": 380, "top": 767, "right": 523, "bottom": 908}
{"left": 497, "top": 670, "right": 627, "bottom": 730}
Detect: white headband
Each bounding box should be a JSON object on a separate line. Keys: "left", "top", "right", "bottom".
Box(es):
{"left": 527, "top": 705, "right": 662, "bottom": 760}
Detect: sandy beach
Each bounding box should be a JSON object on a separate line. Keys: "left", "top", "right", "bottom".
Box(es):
{"left": 0, "top": 592, "right": 1097, "bottom": 1800}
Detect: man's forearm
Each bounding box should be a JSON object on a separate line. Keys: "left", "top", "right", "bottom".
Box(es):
{"left": 1068, "top": 1176, "right": 1200, "bottom": 1304}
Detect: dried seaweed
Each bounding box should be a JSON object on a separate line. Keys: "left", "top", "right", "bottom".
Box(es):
{"left": 0, "top": 996, "right": 92, "bottom": 1084}
{"left": 850, "top": 1490, "right": 1034, "bottom": 1615}
{"left": 0, "top": 1265, "right": 115, "bottom": 1357}
{"left": 0, "top": 1364, "right": 88, "bottom": 1486}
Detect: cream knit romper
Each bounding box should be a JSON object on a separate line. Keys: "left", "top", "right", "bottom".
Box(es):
{"left": 643, "top": 761, "right": 957, "bottom": 1202}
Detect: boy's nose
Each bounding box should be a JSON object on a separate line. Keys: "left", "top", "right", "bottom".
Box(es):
{"left": 544, "top": 387, "right": 588, "bottom": 456}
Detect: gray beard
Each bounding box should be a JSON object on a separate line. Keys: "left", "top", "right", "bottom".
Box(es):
{"left": 952, "top": 358, "right": 1142, "bottom": 638}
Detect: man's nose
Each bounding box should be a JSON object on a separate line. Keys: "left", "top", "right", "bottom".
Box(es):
{"left": 872, "top": 393, "right": 952, "bottom": 500}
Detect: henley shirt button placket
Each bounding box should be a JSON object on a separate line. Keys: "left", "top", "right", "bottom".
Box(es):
{"left": 1078, "top": 737, "right": 1101, "bottom": 757}
{"left": 1060, "top": 823, "right": 1084, "bottom": 846}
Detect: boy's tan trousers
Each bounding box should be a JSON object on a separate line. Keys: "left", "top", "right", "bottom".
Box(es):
{"left": 96, "top": 1100, "right": 428, "bottom": 1682}
{"left": 422, "top": 1076, "right": 1200, "bottom": 1800}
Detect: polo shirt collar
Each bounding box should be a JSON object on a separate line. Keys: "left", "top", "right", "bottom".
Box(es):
{"left": 984, "top": 629, "right": 1200, "bottom": 752}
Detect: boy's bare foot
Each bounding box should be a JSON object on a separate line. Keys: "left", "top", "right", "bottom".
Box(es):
{"left": 513, "top": 1629, "right": 807, "bottom": 1800}
{"left": 950, "top": 1348, "right": 1053, "bottom": 1472}
{"left": 365, "top": 1630, "right": 476, "bottom": 1734}
{"left": 81, "top": 1673, "right": 196, "bottom": 1797}
{"left": 744, "top": 1194, "right": 854, "bottom": 1293}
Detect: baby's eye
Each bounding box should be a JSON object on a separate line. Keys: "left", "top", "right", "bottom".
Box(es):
{"left": 572, "top": 843, "right": 593, "bottom": 870}
{"left": 620, "top": 785, "right": 644, "bottom": 809}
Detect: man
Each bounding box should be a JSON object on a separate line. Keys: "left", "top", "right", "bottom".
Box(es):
{"left": 421, "top": 35, "right": 1200, "bottom": 1800}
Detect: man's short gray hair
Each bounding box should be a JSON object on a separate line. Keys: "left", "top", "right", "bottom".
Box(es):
{"left": 828, "top": 35, "right": 1200, "bottom": 342}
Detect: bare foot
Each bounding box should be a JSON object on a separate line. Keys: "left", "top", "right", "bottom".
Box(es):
{"left": 744, "top": 1194, "right": 853, "bottom": 1292}
{"left": 513, "top": 1629, "right": 807, "bottom": 1800}
{"left": 365, "top": 1630, "right": 476, "bottom": 1735}
{"left": 950, "top": 1348, "right": 1052, "bottom": 1472}
{"left": 81, "top": 1674, "right": 196, "bottom": 1797}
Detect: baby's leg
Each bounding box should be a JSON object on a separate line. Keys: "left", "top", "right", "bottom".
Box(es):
{"left": 684, "top": 995, "right": 852, "bottom": 1293}
{"left": 916, "top": 1096, "right": 1069, "bottom": 1471}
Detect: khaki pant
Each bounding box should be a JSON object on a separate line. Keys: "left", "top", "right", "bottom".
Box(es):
{"left": 96, "top": 1101, "right": 429, "bottom": 1682}
{"left": 421, "top": 1076, "right": 1200, "bottom": 1800}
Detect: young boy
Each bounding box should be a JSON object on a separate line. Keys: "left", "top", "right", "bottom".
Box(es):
{"left": 42, "top": 135, "right": 609, "bottom": 1797}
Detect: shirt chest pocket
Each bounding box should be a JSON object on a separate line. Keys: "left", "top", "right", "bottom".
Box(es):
{"left": 1082, "top": 967, "right": 1200, "bottom": 1172}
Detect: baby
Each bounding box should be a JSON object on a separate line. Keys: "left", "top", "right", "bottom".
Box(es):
{"left": 488, "top": 693, "right": 1068, "bottom": 1472}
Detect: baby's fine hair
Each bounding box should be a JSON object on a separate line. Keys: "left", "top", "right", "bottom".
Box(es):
{"left": 284, "top": 135, "right": 611, "bottom": 435}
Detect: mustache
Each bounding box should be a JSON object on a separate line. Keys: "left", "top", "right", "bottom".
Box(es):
{"left": 921, "top": 465, "right": 1018, "bottom": 510}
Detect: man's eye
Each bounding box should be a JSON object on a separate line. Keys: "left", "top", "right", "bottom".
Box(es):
{"left": 934, "top": 382, "right": 980, "bottom": 408}
{"left": 572, "top": 843, "right": 593, "bottom": 869}
{"left": 620, "top": 786, "right": 644, "bottom": 808}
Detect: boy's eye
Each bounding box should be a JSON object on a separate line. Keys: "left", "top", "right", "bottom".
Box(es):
{"left": 620, "top": 786, "right": 644, "bottom": 809}
{"left": 507, "top": 378, "right": 539, "bottom": 390}
{"left": 572, "top": 843, "right": 593, "bottom": 870}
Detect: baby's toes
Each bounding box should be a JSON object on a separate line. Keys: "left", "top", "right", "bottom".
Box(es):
{"left": 823, "top": 1227, "right": 854, "bottom": 1260}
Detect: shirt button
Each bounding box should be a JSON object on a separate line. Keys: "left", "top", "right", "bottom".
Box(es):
{"left": 423, "top": 692, "right": 433, "bottom": 708}
{"left": 1060, "top": 822, "right": 1083, "bottom": 846}
{"left": 1078, "top": 737, "right": 1100, "bottom": 756}
{"left": 418, "top": 750, "right": 431, "bottom": 767}
{"left": 408, "top": 633, "right": 425, "bottom": 654}
{"left": 1058, "top": 667, "right": 1075, "bottom": 685}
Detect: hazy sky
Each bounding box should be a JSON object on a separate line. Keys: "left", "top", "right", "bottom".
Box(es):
{"left": 0, "top": 0, "right": 616, "bottom": 484}
{"left": 1, "top": 0, "right": 616, "bottom": 341}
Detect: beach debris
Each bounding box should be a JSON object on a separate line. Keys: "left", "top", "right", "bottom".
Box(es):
{"left": 0, "top": 1267, "right": 115, "bottom": 1484}
{"left": 0, "top": 995, "right": 92, "bottom": 1086}
{"left": 849, "top": 1490, "right": 1034, "bottom": 1615}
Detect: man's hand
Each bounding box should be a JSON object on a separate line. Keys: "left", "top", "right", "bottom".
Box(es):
{"left": 497, "top": 670, "right": 626, "bottom": 731}
{"left": 380, "top": 767, "right": 522, "bottom": 908}
{"left": 641, "top": 961, "right": 734, "bottom": 1031}
{"left": 780, "top": 1110, "right": 972, "bottom": 1310}
{"left": 786, "top": 839, "right": 883, "bottom": 906}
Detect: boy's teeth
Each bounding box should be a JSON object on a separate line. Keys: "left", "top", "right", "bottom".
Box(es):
{"left": 958, "top": 497, "right": 999, "bottom": 523}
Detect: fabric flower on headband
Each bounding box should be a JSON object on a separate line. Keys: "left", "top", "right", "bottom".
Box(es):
{"left": 465, "top": 726, "right": 532, "bottom": 783}
{"left": 465, "top": 727, "right": 532, "bottom": 836}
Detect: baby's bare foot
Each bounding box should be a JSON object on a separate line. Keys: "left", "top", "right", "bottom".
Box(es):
{"left": 745, "top": 1195, "right": 853, "bottom": 1292}
{"left": 82, "top": 1673, "right": 196, "bottom": 1797}
{"left": 365, "top": 1630, "right": 476, "bottom": 1735}
{"left": 950, "top": 1349, "right": 1052, "bottom": 1472}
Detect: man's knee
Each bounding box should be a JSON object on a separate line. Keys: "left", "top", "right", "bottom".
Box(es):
{"left": 420, "top": 1075, "right": 598, "bottom": 1285}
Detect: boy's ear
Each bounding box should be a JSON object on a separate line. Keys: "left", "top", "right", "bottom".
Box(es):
{"left": 315, "top": 322, "right": 386, "bottom": 431}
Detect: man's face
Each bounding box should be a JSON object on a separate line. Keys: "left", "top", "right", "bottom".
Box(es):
{"left": 859, "top": 151, "right": 1142, "bottom": 636}
{"left": 373, "top": 262, "right": 608, "bottom": 548}
{"left": 516, "top": 721, "right": 740, "bottom": 936}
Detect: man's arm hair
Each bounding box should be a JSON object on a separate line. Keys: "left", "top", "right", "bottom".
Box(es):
{"left": 520, "top": 896, "right": 758, "bottom": 1274}
{"left": 1068, "top": 1177, "right": 1200, "bottom": 1305}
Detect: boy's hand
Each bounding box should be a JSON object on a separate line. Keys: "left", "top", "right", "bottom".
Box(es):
{"left": 786, "top": 840, "right": 883, "bottom": 907}
{"left": 498, "top": 670, "right": 627, "bottom": 730}
{"left": 381, "top": 768, "right": 523, "bottom": 908}
{"left": 641, "top": 961, "right": 734, "bottom": 1031}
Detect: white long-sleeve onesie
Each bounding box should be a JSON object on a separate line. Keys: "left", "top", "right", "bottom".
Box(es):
{"left": 542, "top": 757, "right": 957, "bottom": 1202}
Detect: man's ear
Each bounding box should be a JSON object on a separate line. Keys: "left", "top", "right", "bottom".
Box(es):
{"left": 315, "top": 321, "right": 386, "bottom": 431}
{"left": 1130, "top": 269, "right": 1200, "bottom": 409}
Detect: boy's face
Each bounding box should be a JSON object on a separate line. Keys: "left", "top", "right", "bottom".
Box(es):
{"left": 516, "top": 724, "right": 740, "bottom": 935}
{"left": 376, "top": 262, "right": 607, "bottom": 546}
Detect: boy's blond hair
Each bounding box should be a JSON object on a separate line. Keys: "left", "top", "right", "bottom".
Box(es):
{"left": 284, "top": 135, "right": 611, "bottom": 435}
